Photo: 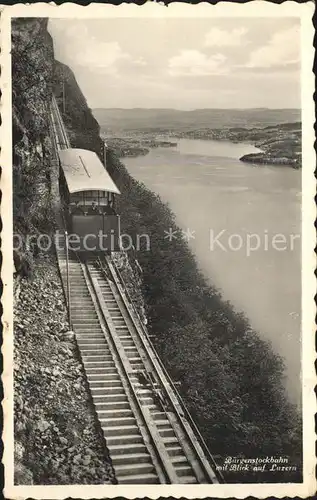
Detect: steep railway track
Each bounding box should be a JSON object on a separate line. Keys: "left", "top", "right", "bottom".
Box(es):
{"left": 51, "top": 96, "right": 222, "bottom": 484}
{"left": 50, "top": 95, "right": 70, "bottom": 150}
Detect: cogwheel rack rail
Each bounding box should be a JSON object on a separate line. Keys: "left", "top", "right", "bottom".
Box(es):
{"left": 51, "top": 94, "right": 224, "bottom": 485}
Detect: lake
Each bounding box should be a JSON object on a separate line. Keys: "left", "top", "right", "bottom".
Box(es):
{"left": 123, "top": 138, "right": 302, "bottom": 404}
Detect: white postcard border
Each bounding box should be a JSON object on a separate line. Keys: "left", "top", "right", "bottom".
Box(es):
{"left": 1, "top": 2, "right": 316, "bottom": 498}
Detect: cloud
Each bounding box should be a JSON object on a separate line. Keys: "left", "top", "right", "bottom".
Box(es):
{"left": 50, "top": 20, "right": 146, "bottom": 75}
{"left": 78, "top": 41, "right": 131, "bottom": 73}
{"left": 244, "top": 26, "right": 300, "bottom": 69}
{"left": 134, "top": 56, "right": 147, "bottom": 66}
{"left": 77, "top": 41, "right": 148, "bottom": 75}
{"left": 168, "top": 50, "right": 227, "bottom": 76}
{"left": 204, "top": 27, "right": 248, "bottom": 47}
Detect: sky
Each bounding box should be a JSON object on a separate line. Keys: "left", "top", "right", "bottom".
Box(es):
{"left": 48, "top": 17, "right": 301, "bottom": 110}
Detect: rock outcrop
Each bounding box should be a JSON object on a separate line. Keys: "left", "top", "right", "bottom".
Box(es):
{"left": 12, "top": 18, "right": 57, "bottom": 272}
{"left": 14, "top": 255, "right": 115, "bottom": 484}
{"left": 12, "top": 18, "right": 115, "bottom": 485}
{"left": 54, "top": 61, "right": 104, "bottom": 157}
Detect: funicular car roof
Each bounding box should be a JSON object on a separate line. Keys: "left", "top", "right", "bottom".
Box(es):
{"left": 58, "top": 148, "right": 121, "bottom": 195}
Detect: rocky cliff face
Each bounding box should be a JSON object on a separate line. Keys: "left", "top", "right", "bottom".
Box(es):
{"left": 54, "top": 61, "right": 104, "bottom": 157}
{"left": 12, "top": 18, "right": 106, "bottom": 273}
{"left": 12, "top": 18, "right": 56, "bottom": 273}
{"left": 14, "top": 257, "right": 115, "bottom": 485}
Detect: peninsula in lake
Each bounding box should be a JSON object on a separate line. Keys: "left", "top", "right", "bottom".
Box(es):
{"left": 171, "top": 122, "right": 302, "bottom": 168}
{"left": 105, "top": 135, "right": 177, "bottom": 158}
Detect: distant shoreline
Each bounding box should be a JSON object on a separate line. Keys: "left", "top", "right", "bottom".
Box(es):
{"left": 104, "top": 135, "right": 177, "bottom": 158}
{"left": 103, "top": 121, "right": 301, "bottom": 169}
{"left": 166, "top": 122, "right": 302, "bottom": 169}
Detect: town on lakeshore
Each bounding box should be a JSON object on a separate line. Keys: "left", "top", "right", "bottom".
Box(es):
{"left": 94, "top": 109, "right": 301, "bottom": 168}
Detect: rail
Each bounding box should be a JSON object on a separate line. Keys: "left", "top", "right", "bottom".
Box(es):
{"left": 51, "top": 94, "right": 71, "bottom": 149}
{"left": 83, "top": 257, "right": 181, "bottom": 483}
{"left": 54, "top": 226, "right": 73, "bottom": 329}
{"left": 106, "top": 257, "right": 223, "bottom": 481}
{"left": 65, "top": 231, "right": 71, "bottom": 326}
{"left": 98, "top": 255, "right": 223, "bottom": 483}
{"left": 51, "top": 94, "right": 73, "bottom": 326}
{"left": 51, "top": 91, "right": 223, "bottom": 483}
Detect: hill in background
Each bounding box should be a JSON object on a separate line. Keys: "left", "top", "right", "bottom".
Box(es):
{"left": 93, "top": 107, "right": 301, "bottom": 133}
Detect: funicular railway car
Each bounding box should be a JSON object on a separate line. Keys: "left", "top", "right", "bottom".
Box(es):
{"left": 58, "top": 148, "right": 121, "bottom": 252}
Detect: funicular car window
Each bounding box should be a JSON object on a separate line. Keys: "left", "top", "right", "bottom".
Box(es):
{"left": 99, "top": 190, "right": 108, "bottom": 205}
{"left": 84, "top": 190, "right": 99, "bottom": 205}
{"left": 70, "top": 192, "right": 83, "bottom": 204}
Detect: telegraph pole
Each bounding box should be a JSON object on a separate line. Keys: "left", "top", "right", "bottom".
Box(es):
{"left": 103, "top": 141, "right": 108, "bottom": 170}
{"left": 62, "top": 80, "right": 66, "bottom": 114}
{"left": 65, "top": 230, "right": 71, "bottom": 326}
